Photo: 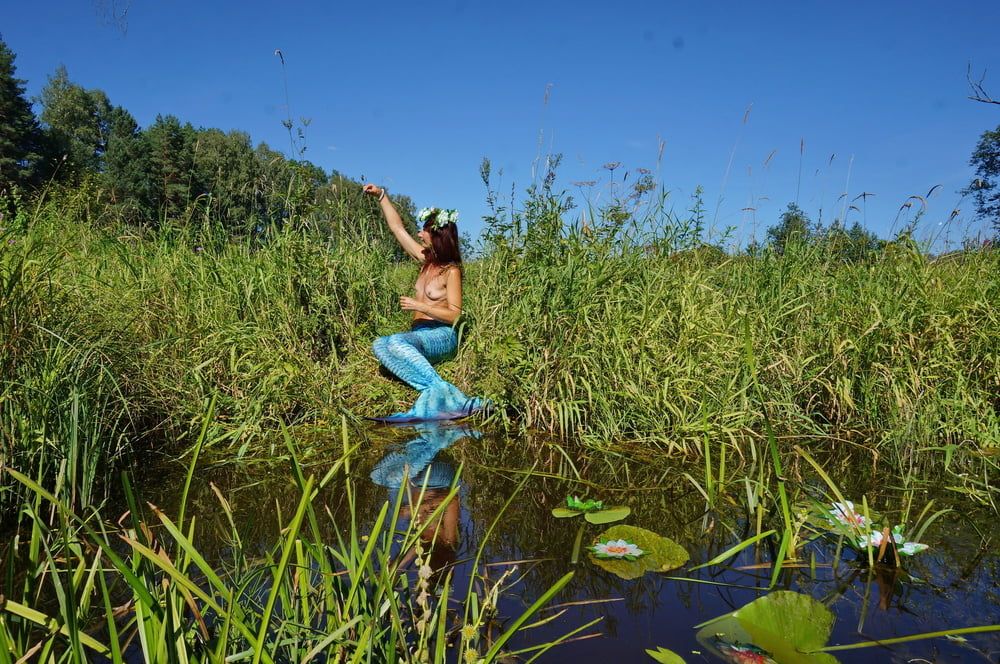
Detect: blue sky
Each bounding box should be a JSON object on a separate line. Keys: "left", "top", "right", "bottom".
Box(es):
{"left": 5, "top": 1, "right": 999, "bottom": 248}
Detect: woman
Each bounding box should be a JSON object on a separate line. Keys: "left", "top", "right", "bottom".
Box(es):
{"left": 363, "top": 183, "right": 483, "bottom": 421}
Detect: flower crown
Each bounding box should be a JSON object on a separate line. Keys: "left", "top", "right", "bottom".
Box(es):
{"left": 417, "top": 207, "right": 458, "bottom": 230}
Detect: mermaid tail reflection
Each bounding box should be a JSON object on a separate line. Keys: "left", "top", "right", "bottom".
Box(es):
{"left": 369, "top": 422, "right": 479, "bottom": 575}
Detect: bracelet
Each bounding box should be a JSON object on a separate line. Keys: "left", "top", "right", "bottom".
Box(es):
{"left": 378, "top": 187, "right": 387, "bottom": 202}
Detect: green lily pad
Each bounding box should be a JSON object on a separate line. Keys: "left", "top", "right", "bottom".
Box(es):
{"left": 695, "top": 591, "right": 839, "bottom": 664}
{"left": 552, "top": 507, "right": 582, "bottom": 518}
{"left": 588, "top": 525, "right": 688, "bottom": 579}
{"left": 585, "top": 506, "right": 631, "bottom": 524}
{"left": 646, "top": 646, "right": 686, "bottom": 663}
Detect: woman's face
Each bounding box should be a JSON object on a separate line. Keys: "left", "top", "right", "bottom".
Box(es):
{"left": 418, "top": 227, "right": 431, "bottom": 247}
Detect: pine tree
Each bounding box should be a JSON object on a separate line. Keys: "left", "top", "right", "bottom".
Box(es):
{"left": 103, "top": 105, "right": 155, "bottom": 222}
{"left": 0, "top": 38, "right": 47, "bottom": 189}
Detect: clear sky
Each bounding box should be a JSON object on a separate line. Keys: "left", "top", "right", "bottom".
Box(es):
{"left": 5, "top": 1, "right": 999, "bottom": 248}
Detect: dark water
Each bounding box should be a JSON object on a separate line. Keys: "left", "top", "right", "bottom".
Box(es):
{"left": 144, "top": 423, "right": 1000, "bottom": 663}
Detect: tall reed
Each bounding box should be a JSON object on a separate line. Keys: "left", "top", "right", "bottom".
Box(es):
{"left": 2, "top": 169, "right": 998, "bottom": 516}
{"left": 0, "top": 416, "right": 584, "bottom": 662}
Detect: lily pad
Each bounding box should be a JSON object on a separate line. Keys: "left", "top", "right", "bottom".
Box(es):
{"left": 552, "top": 501, "right": 630, "bottom": 524}
{"left": 585, "top": 505, "right": 631, "bottom": 524}
{"left": 695, "top": 591, "right": 839, "bottom": 664}
{"left": 588, "top": 525, "right": 688, "bottom": 579}
{"left": 552, "top": 507, "right": 582, "bottom": 518}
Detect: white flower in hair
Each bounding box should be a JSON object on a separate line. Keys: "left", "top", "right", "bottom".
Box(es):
{"left": 418, "top": 207, "right": 459, "bottom": 229}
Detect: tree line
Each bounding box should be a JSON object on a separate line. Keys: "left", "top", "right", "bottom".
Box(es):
{"left": 0, "top": 38, "right": 415, "bottom": 246}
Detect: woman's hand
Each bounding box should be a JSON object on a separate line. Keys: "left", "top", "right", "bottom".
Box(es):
{"left": 362, "top": 183, "right": 384, "bottom": 198}
{"left": 399, "top": 296, "right": 426, "bottom": 313}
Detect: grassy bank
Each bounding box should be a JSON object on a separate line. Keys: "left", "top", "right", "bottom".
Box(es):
{"left": 1, "top": 180, "right": 998, "bottom": 512}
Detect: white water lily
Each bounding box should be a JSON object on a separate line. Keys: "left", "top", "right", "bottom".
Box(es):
{"left": 898, "top": 541, "right": 929, "bottom": 555}
{"left": 591, "top": 539, "right": 645, "bottom": 559}
{"left": 417, "top": 207, "right": 435, "bottom": 221}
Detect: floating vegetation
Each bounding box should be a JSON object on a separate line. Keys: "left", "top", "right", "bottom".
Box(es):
{"left": 695, "top": 591, "right": 838, "bottom": 664}
{"left": 646, "top": 646, "right": 687, "bottom": 663}
{"left": 855, "top": 525, "right": 928, "bottom": 556}
{"left": 552, "top": 495, "right": 631, "bottom": 524}
{"left": 588, "top": 525, "right": 688, "bottom": 580}
{"left": 808, "top": 500, "right": 933, "bottom": 565}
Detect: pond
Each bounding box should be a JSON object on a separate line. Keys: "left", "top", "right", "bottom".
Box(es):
{"left": 139, "top": 421, "right": 1000, "bottom": 663}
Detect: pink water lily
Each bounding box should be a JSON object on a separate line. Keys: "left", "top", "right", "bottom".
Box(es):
{"left": 591, "top": 539, "right": 645, "bottom": 560}
{"left": 828, "top": 501, "right": 867, "bottom": 528}
{"left": 856, "top": 529, "right": 892, "bottom": 548}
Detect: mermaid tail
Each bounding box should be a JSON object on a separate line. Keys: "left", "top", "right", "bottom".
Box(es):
{"left": 372, "top": 323, "right": 485, "bottom": 422}
{"left": 375, "top": 386, "right": 484, "bottom": 423}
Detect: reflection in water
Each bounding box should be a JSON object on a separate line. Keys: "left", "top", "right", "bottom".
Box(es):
{"left": 138, "top": 429, "right": 1000, "bottom": 664}
{"left": 369, "top": 422, "right": 480, "bottom": 574}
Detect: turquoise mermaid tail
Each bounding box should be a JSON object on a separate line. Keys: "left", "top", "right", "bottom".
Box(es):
{"left": 372, "top": 321, "right": 484, "bottom": 422}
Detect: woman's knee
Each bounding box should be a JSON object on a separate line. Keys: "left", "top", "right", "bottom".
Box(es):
{"left": 373, "top": 333, "right": 414, "bottom": 362}
{"left": 372, "top": 335, "right": 393, "bottom": 360}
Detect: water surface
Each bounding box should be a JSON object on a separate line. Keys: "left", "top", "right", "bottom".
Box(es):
{"left": 144, "top": 423, "right": 1000, "bottom": 663}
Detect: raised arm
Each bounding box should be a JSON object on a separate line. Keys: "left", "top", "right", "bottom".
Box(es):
{"left": 363, "top": 183, "right": 424, "bottom": 262}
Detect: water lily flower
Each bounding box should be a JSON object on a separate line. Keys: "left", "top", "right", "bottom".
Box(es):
{"left": 856, "top": 525, "right": 928, "bottom": 556}
{"left": 591, "top": 539, "right": 645, "bottom": 560}
{"left": 828, "top": 501, "right": 867, "bottom": 528}
{"left": 890, "top": 524, "right": 928, "bottom": 555}
{"left": 856, "top": 529, "right": 891, "bottom": 548}
{"left": 898, "top": 541, "right": 929, "bottom": 556}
